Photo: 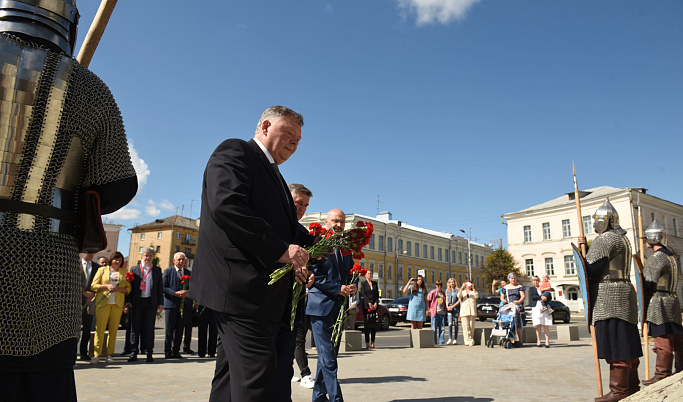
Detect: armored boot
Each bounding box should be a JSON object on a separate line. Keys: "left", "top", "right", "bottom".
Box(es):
{"left": 628, "top": 358, "right": 640, "bottom": 395}
{"left": 642, "top": 352, "right": 673, "bottom": 385}
{"left": 595, "top": 364, "right": 630, "bottom": 402}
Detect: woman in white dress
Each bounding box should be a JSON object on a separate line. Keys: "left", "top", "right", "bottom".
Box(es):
{"left": 529, "top": 276, "right": 552, "bottom": 348}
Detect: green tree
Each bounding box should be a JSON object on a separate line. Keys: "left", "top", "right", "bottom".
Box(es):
{"left": 483, "top": 246, "right": 522, "bottom": 292}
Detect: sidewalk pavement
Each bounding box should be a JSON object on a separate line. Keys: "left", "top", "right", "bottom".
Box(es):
{"left": 74, "top": 327, "right": 656, "bottom": 401}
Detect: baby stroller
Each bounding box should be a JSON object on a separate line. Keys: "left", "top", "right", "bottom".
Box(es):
{"left": 486, "top": 303, "right": 521, "bottom": 349}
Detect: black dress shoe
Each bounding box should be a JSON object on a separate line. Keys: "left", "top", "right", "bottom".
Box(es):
{"left": 127, "top": 354, "right": 138, "bottom": 362}
{"left": 183, "top": 348, "right": 195, "bottom": 354}
{"left": 198, "top": 354, "right": 205, "bottom": 358}
{"left": 121, "top": 351, "right": 131, "bottom": 356}
{"left": 79, "top": 355, "right": 91, "bottom": 361}
{"left": 146, "top": 354, "right": 154, "bottom": 362}
{"left": 165, "top": 353, "right": 172, "bottom": 359}
{"left": 171, "top": 352, "right": 183, "bottom": 359}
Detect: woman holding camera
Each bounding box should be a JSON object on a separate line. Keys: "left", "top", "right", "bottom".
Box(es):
{"left": 402, "top": 275, "right": 427, "bottom": 329}
{"left": 458, "top": 281, "right": 479, "bottom": 346}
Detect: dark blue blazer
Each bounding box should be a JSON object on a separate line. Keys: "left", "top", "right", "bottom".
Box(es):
{"left": 306, "top": 251, "right": 352, "bottom": 317}
{"left": 163, "top": 266, "right": 192, "bottom": 309}
{"left": 126, "top": 264, "right": 163, "bottom": 308}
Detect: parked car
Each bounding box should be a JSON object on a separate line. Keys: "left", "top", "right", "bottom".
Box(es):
{"left": 386, "top": 297, "right": 409, "bottom": 326}
{"left": 354, "top": 303, "right": 392, "bottom": 330}
{"left": 378, "top": 298, "right": 394, "bottom": 306}
{"left": 524, "top": 300, "right": 572, "bottom": 324}
{"left": 476, "top": 296, "right": 501, "bottom": 321}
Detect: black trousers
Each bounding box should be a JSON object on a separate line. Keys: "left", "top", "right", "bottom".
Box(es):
{"left": 183, "top": 307, "right": 194, "bottom": 350}
{"left": 294, "top": 314, "right": 312, "bottom": 377}
{"left": 131, "top": 298, "right": 157, "bottom": 354}
{"left": 210, "top": 312, "right": 278, "bottom": 402}
{"left": 165, "top": 306, "right": 186, "bottom": 354}
{"left": 198, "top": 305, "right": 218, "bottom": 357}
{"left": 79, "top": 310, "right": 94, "bottom": 358}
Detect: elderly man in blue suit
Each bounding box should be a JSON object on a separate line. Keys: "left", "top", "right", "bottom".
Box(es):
{"left": 306, "top": 209, "right": 356, "bottom": 402}
{"left": 163, "top": 252, "right": 193, "bottom": 359}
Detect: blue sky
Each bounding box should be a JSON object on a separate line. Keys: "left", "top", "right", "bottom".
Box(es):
{"left": 74, "top": 0, "right": 683, "bottom": 257}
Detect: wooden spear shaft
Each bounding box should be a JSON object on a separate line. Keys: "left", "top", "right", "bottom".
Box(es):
{"left": 76, "top": 0, "right": 119, "bottom": 68}
{"left": 638, "top": 194, "right": 650, "bottom": 379}
{"left": 573, "top": 162, "right": 603, "bottom": 397}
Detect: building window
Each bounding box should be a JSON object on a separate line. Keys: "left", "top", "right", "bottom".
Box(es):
{"left": 360, "top": 262, "right": 365, "bottom": 268}
{"left": 397, "top": 239, "right": 403, "bottom": 253}
{"left": 430, "top": 246, "right": 435, "bottom": 260}
{"left": 156, "top": 246, "right": 160, "bottom": 253}
{"left": 157, "top": 232, "right": 162, "bottom": 239}
{"left": 562, "top": 219, "right": 571, "bottom": 238}
{"left": 431, "top": 269, "right": 435, "bottom": 284}
{"left": 674, "top": 219, "right": 679, "bottom": 237}
{"left": 407, "top": 265, "right": 412, "bottom": 279}
{"left": 465, "top": 253, "right": 469, "bottom": 266}
{"left": 185, "top": 233, "right": 192, "bottom": 242}
{"left": 379, "top": 235, "right": 384, "bottom": 251}
{"left": 438, "top": 248, "right": 442, "bottom": 261}
{"left": 176, "top": 232, "right": 181, "bottom": 240}
{"left": 542, "top": 223, "right": 551, "bottom": 240}
{"left": 140, "top": 233, "right": 145, "bottom": 240}
{"left": 397, "top": 264, "right": 403, "bottom": 281}
{"left": 369, "top": 262, "right": 375, "bottom": 274}
{"left": 445, "top": 250, "right": 449, "bottom": 262}
{"left": 439, "top": 270, "right": 443, "bottom": 282}
{"left": 451, "top": 250, "right": 456, "bottom": 263}
{"left": 387, "top": 290, "right": 392, "bottom": 298}
{"left": 379, "top": 263, "right": 384, "bottom": 278}
{"left": 458, "top": 273, "right": 463, "bottom": 284}
{"left": 651, "top": 212, "right": 656, "bottom": 223}
{"left": 525, "top": 259, "right": 535, "bottom": 277}
{"left": 564, "top": 255, "right": 576, "bottom": 275}
{"left": 475, "top": 255, "right": 479, "bottom": 267}
{"left": 406, "top": 241, "right": 411, "bottom": 255}
{"left": 175, "top": 246, "right": 180, "bottom": 252}
{"left": 139, "top": 247, "right": 144, "bottom": 253}
{"left": 184, "top": 247, "right": 191, "bottom": 254}
{"left": 388, "top": 264, "right": 393, "bottom": 280}
{"left": 458, "top": 252, "right": 462, "bottom": 264}
{"left": 423, "top": 245, "right": 428, "bottom": 259}
{"left": 387, "top": 237, "right": 393, "bottom": 253}
{"left": 583, "top": 216, "right": 592, "bottom": 236}
{"left": 369, "top": 235, "right": 375, "bottom": 249}
{"left": 476, "top": 276, "right": 480, "bottom": 288}
{"left": 523, "top": 225, "right": 532, "bottom": 242}
{"left": 545, "top": 257, "right": 555, "bottom": 276}
{"left": 415, "top": 243, "right": 420, "bottom": 257}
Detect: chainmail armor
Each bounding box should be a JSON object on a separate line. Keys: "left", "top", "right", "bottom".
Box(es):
{"left": 644, "top": 250, "right": 681, "bottom": 326}
{"left": 587, "top": 229, "right": 638, "bottom": 326}
{"left": 0, "top": 34, "right": 136, "bottom": 356}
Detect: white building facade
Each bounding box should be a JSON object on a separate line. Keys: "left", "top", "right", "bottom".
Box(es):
{"left": 503, "top": 186, "right": 683, "bottom": 312}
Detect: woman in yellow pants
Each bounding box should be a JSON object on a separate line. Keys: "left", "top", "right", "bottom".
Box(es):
{"left": 90, "top": 252, "right": 131, "bottom": 364}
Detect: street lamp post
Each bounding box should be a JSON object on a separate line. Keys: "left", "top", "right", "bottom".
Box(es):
{"left": 460, "top": 229, "right": 472, "bottom": 280}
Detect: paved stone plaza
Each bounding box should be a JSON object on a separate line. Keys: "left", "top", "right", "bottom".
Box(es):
{"left": 74, "top": 319, "right": 675, "bottom": 401}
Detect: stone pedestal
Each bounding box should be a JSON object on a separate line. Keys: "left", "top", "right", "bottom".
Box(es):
{"left": 557, "top": 325, "right": 580, "bottom": 342}
{"left": 474, "top": 327, "right": 492, "bottom": 345}
{"left": 411, "top": 328, "right": 434, "bottom": 348}
{"left": 522, "top": 326, "right": 537, "bottom": 343}
{"left": 341, "top": 330, "right": 363, "bottom": 352}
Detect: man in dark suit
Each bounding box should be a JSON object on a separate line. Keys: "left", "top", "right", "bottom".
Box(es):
{"left": 79, "top": 254, "right": 99, "bottom": 361}
{"left": 125, "top": 247, "right": 163, "bottom": 362}
{"left": 189, "top": 106, "right": 315, "bottom": 401}
{"left": 306, "top": 209, "right": 356, "bottom": 402}
{"left": 163, "top": 252, "right": 193, "bottom": 359}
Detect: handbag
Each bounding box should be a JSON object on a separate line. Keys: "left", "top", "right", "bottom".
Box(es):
{"left": 366, "top": 309, "right": 378, "bottom": 328}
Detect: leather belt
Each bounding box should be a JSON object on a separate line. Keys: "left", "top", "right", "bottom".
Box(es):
{"left": 0, "top": 192, "right": 80, "bottom": 235}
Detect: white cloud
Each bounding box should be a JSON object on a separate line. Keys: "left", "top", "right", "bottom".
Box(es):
{"left": 396, "top": 0, "right": 480, "bottom": 25}
{"left": 158, "top": 199, "right": 175, "bottom": 210}
{"left": 103, "top": 207, "right": 141, "bottom": 221}
{"left": 324, "top": 4, "right": 333, "bottom": 13}
{"left": 145, "top": 200, "right": 161, "bottom": 217}
{"left": 128, "top": 141, "right": 150, "bottom": 190}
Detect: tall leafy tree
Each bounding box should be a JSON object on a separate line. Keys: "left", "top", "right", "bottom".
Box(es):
{"left": 483, "top": 246, "right": 522, "bottom": 291}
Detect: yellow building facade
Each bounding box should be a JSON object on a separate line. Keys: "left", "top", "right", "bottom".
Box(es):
{"left": 300, "top": 211, "right": 494, "bottom": 299}
{"left": 128, "top": 215, "right": 199, "bottom": 270}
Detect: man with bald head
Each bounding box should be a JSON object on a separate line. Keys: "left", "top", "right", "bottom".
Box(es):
{"left": 306, "top": 209, "right": 356, "bottom": 401}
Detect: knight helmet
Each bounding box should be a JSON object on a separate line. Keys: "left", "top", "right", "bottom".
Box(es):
{"left": 0, "top": 0, "right": 79, "bottom": 55}
{"left": 592, "top": 199, "right": 626, "bottom": 235}
{"left": 645, "top": 219, "right": 667, "bottom": 247}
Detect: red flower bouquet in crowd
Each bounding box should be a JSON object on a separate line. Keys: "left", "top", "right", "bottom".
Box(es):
{"left": 331, "top": 263, "right": 367, "bottom": 348}
{"left": 275, "top": 221, "right": 374, "bottom": 330}
{"left": 180, "top": 274, "right": 191, "bottom": 318}
{"left": 96, "top": 271, "right": 135, "bottom": 308}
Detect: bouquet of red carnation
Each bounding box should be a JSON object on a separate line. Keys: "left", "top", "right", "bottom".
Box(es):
{"left": 331, "top": 263, "right": 367, "bottom": 348}
{"left": 270, "top": 221, "right": 373, "bottom": 330}
{"left": 96, "top": 271, "right": 134, "bottom": 308}
{"left": 179, "top": 274, "right": 191, "bottom": 318}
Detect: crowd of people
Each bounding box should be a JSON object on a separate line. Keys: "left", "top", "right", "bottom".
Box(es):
{"left": 79, "top": 249, "right": 219, "bottom": 365}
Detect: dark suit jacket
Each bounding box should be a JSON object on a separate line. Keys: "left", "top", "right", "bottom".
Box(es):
{"left": 189, "top": 139, "right": 314, "bottom": 324}
{"left": 306, "top": 251, "right": 353, "bottom": 317}
{"left": 359, "top": 280, "right": 380, "bottom": 311}
{"left": 126, "top": 264, "right": 163, "bottom": 307}
{"left": 81, "top": 261, "right": 100, "bottom": 304}
{"left": 163, "top": 266, "right": 192, "bottom": 309}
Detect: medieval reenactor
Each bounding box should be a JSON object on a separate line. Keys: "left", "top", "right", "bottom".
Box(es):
{"left": 0, "top": 1, "right": 137, "bottom": 399}
{"left": 579, "top": 199, "right": 642, "bottom": 402}
{"left": 641, "top": 220, "right": 683, "bottom": 385}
